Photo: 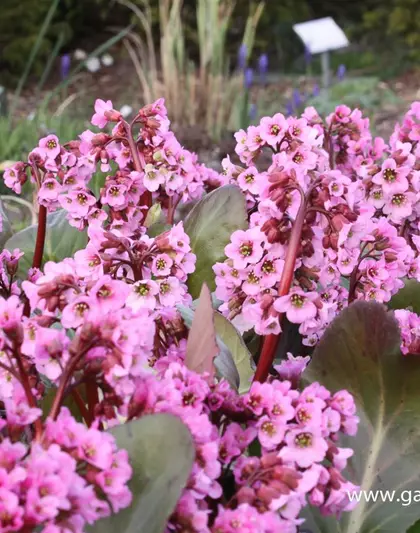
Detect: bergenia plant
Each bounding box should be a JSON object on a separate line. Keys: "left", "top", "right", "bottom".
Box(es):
{"left": 2, "top": 96, "right": 420, "bottom": 533}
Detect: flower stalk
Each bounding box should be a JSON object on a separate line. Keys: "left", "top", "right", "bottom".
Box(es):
{"left": 254, "top": 195, "right": 308, "bottom": 383}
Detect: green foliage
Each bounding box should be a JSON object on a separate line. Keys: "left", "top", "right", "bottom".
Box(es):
{"left": 307, "top": 77, "right": 400, "bottom": 118}
{"left": 388, "top": 279, "right": 420, "bottom": 313}
{"left": 5, "top": 210, "right": 88, "bottom": 277}
{"left": 213, "top": 311, "right": 254, "bottom": 393}
{"left": 88, "top": 413, "right": 195, "bottom": 533}
{"left": 363, "top": 0, "right": 420, "bottom": 63}
{"left": 304, "top": 301, "right": 420, "bottom": 533}
{"left": 408, "top": 520, "right": 420, "bottom": 533}
{"left": 0, "top": 201, "right": 14, "bottom": 248}
{"left": 184, "top": 185, "right": 248, "bottom": 299}
{"left": 0, "top": 114, "right": 88, "bottom": 164}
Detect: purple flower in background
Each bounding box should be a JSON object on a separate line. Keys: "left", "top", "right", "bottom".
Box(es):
{"left": 304, "top": 45, "right": 312, "bottom": 67}
{"left": 60, "top": 54, "right": 71, "bottom": 80}
{"left": 237, "top": 43, "right": 247, "bottom": 70}
{"left": 258, "top": 53, "right": 268, "bottom": 82}
{"left": 244, "top": 68, "right": 253, "bottom": 89}
{"left": 292, "top": 89, "right": 302, "bottom": 108}
{"left": 285, "top": 101, "right": 293, "bottom": 117}
{"left": 337, "top": 64, "right": 346, "bottom": 81}
{"left": 249, "top": 103, "right": 257, "bottom": 121}
{"left": 313, "top": 84, "right": 320, "bottom": 97}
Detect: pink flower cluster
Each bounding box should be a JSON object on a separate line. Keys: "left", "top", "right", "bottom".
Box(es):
{"left": 0, "top": 408, "right": 131, "bottom": 533}
{"left": 214, "top": 103, "right": 420, "bottom": 345}
{"left": 125, "top": 351, "right": 359, "bottom": 533}
{"left": 395, "top": 308, "right": 420, "bottom": 355}
{"left": 0, "top": 221, "right": 194, "bottom": 421}
{"left": 9, "top": 96, "right": 420, "bottom": 532}
{"left": 4, "top": 98, "right": 220, "bottom": 234}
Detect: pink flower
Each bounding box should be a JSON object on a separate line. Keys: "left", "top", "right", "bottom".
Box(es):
{"left": 4, "top": 164, "right": 24, "bottom": 194}
{"left": 0, "top": 489, "right": 24, "bottom": 532}
{"left": 383, "top": 191, "right": 415, "bottom": 222}
{"left": 126, "top": 280, "right": 159, "bottom": 311}
{"left": 61, "top": 296, "right": 93, "bottom": 328}
{"left": 257, "top": 415, "right": 286, "bottom": 450}
{"left": 157, "top": 277, "right": 185, "bottom": 307}
{"left": 78, "top": 429, "right": 114, "bottom": 469}
{"left": 74, "top": 245, "right": 103, "bottom": 278}
{"left": 372, "top": 158, "right": 410, "bottom": 193}
{"left": 91, "top": 99, "right": 118, "bottom": 128}
{"left": 143, "top": 164, "right": 166, "bottom": 192}
{"left": 152, "top": 253, "right": 173, "bottom": 277}
{"left": 260, "top": 113, "right": 288, "bottom": 147}
{"left": 280, "top": 429, "right": 328, "bottom": 468}
{"left": 33, "top": 328, "right": 69, "bottom": 380}
{"left": 39, "top": 135, "right": 61, "bottom": 159}
{"left": 5, "top": 391, "right": 42, "bottom": 427}
{"left": 90, "top": 276, "right": 131, "bottom": 312}
{"left": 59, "top": 189, "right": 97, "bottom": 217}
{"left": 274, "top": 289, "right": 319, "bottom": 324}
{"left": 225, "top": 228, "right": 265, "bottom": 269}
{"left": 274, "top": 353, "right": 310, "bottom": 383}
{"left": 238, "top": 167, "right": 264, "bottom": 195}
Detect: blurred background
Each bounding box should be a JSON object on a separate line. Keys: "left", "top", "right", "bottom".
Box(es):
{"left": 1, "top": 0, "right": 420, "bottom": 169}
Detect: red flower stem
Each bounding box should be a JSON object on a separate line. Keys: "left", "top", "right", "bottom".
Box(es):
{"left": 253, "top": 196, "right": 308, "bottom": 383}
{"left": 71, "top": 388, "right": 92, "bottom": 426}
{"left": 12, "top": 342, "right": 43, "bottom": 440}
{"left": 167, "top": 194, "right": 181, "bottom": 225}
{"left": 49, "top": 342, "right": 95, "bottom": 421}
{"left": 30, "top": 164, "right": 47, "bottom": 271}
{"left": 32, "top": 205, "right": 47, "bottom": 270}
{"left": 125, "top": 121, "right": 152, "bottom": 211}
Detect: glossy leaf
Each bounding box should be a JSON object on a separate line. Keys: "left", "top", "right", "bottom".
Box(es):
{"left": 304, "top": 301, "right": 420, "bottom": 533}
{"left": 184, "top": 185, "right": 247, "bottom": 299}
{"left": 5, "top": 210, "right": 87, "bottom": 277}
{"left": 213, "top": 312, "right": 254, "bottom": 393}
{"left": 388, "top": 279, "right": 420, "bottom": 314}
{"left": 185, "top": 283, "right": 218, "bottom": 378}
{"left": 89, "top": 413, "right": 195, "bottom": 533}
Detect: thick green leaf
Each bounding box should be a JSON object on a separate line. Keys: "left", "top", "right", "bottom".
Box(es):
{"left": 388, "top": 279, "right": 420, "bottom": 314}
{"left": 213, "top": 312, "right": 254, "bottom": 393}
{"left": 0, "top": 200, "right": 13, "bottom": 247}
{"left": 89, "top": 413, "right": 195, "bottom": 533}
{"left": 408, "top": 520, "right": 420, "bottom": 533}
{"left": 185, "top": 283, "right": 218, "bottom": 378}
{"left": 184, "top": 185, "right": 247, "bottom": 298}
{"left": 5, "top": 210, "right": 87, "bottom": 277}
{"left": 304, "top": 301, "right": 420, "bottom": 533}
